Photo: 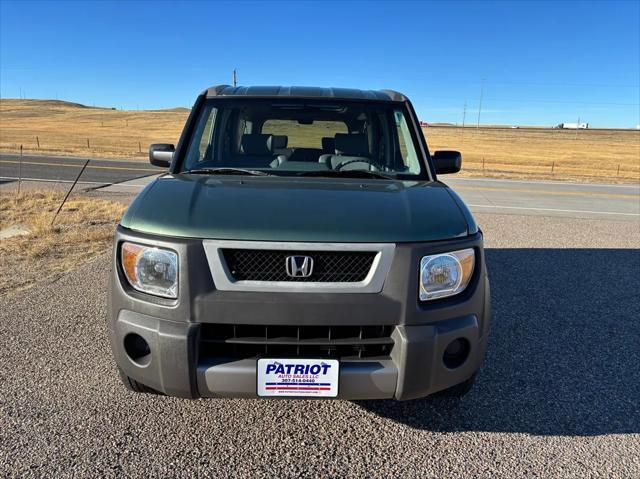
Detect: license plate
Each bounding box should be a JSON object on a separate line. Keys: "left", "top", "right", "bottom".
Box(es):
{"left": 257, "top": 358, "right": 339, "bottom": 398}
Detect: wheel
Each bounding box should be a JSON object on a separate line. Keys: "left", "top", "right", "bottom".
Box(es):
{"left": 436, "top": 373, "right": 477, "bottom": 398}
{"left": 117, "top": 367, "right": 163, "bottom": 395}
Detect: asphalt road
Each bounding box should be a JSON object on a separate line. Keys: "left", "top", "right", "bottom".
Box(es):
{"left": 2, "top": 153, "right": 638, "bottom": 220}
{"left": 444, "top": 177, "right": 640, "bottom": 219}
{"left": 0, "top": 153, "right": 162, "bottom": 186}
{"left": 1, "top": 213, "right": 639, "bottom": 478}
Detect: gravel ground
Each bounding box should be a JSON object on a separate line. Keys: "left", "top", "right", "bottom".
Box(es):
{"left": 1, "top": 213, "right": 639, "bottom": 478}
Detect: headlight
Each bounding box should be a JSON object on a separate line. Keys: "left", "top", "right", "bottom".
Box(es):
{"left": 121, "top": 242, "right": 178, "bottom": 298}
{"left": 419, "top": 248, "right": 475, "bottom": 301}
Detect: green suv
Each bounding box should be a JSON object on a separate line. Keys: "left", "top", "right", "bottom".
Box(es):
{"left": 108, "top": 85, "right": 491, "bottom": 400}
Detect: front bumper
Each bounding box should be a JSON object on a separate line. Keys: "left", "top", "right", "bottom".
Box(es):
{"left": 111, "top": 309, "right": 489, "bottom": 400}
{"left": 108, "top": 227, "right": 491, "bottom": 400}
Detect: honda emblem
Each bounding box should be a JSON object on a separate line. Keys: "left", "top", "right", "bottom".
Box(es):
{"left": 285, "top": 256, "right": 314, "bottom": 278}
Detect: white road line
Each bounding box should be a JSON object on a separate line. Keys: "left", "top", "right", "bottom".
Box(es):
{"left": 0, "top": 176, "right": 153, "bottom": 188}
{"left": 0, "top": 176, "right": 107, "bottom": 185}
{"left": 100, "top": 183, "right": 150, "bottom": 188}
{"left": 448, "top": 177, "right": 640, "bottom": 189}
{"left": 468, "top": 203, "right": 640, "bottom": 217}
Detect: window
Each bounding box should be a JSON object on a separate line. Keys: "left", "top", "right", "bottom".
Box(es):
{"left": 262, "top": 120, "right": 348, "bottom": 148}
{"left": 394, "top": 110, "right": 421, "bottom": 174}
{"left": 180, "top": 99, "right": 427, "bottom": 180}
{"left": 184, "top": 105, "right": 217, "bottom": 166}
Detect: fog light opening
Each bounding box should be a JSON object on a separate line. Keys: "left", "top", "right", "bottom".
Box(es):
{"left": 124, "top": 333, "right": 151, "bottom": 366}
{"left": 443, "top": 338, "right": 470, "bottom": 369}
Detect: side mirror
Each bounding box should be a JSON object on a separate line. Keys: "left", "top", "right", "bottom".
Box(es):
{"left": 149, "top": 143, "right": 175, "bottom": 168}
{"left": 432, "top": 150, "right": 462, "bottom": 174}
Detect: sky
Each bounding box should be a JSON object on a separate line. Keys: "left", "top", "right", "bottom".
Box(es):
{"left": 1, "top": 0, "right": 639, "bottom": 127}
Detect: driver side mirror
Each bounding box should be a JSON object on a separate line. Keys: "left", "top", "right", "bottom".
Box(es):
{"left": 432, "top": 150, "right": 462, "bottom": 174}
{"left": 149, "top": 143, "right": 175, "bottom": 168}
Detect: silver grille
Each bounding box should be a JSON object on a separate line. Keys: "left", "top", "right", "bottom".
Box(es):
{"left": 203, "top": 240, "right": 395, "bottom": 293}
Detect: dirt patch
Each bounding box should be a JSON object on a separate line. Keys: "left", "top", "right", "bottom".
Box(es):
{"left": 0, "top": 190, "right": 126, "bottom": 296}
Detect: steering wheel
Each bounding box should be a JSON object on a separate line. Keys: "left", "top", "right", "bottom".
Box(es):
{"left": 335, "top": 159, "right": 380, "bottom": 171}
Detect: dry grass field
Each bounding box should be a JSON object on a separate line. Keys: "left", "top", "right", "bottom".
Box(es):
{"left": 0, "top": 190, "right": 126, "bottom": 296}
{"left": 426, "top": 126, "right": 640, "bottom": 182}
{"left": 1, "top": 99, "right": 638, "bottom": 182}
{"left": 0, "top": 99, "right": 187, "bottom": 159}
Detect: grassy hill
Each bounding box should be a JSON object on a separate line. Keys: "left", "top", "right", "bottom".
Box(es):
{"left": 0, "top": 99, "right": 188, "bottom": 159}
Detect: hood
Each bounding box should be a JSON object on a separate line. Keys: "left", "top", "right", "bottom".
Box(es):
{"left": 121, "top": 174, "right": 469, "bottom": 242}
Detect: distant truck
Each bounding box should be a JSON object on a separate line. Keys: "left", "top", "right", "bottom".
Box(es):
{"left": 556, "top": 122, "right": 588, "bottom": 129}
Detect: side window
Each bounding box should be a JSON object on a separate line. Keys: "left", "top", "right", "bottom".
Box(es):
{"left": 394, "top": 110, "right": 420, "bottom": 174}
{"left": 198, "top": 108, "right": 217, "bottom": 158}
{"left": 184, "top": 105, "right": 217, "bottom": 169}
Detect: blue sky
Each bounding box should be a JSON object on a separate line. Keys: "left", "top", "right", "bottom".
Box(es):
{"left": 1, "top": 0, "right": 639, "bottom": 127}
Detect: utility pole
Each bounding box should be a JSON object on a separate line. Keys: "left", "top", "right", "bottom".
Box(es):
{"left": 476, "top": 78, "right": 485, "bottom": 128}
{"left": 462, "top": 101, "right": 467, "bottom": 128}
{"left": 461, "top": 101, "right": 467, "bottom": 144}
{"left": 233, "top": 69, "right": 238, "bottom": 87}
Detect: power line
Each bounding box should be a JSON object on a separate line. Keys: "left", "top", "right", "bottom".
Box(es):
{"left": 479, "top": 80, "right": 640, "bottom": 88}
{"left": 484, "top": 97, "right": 639, "bottom": 106}
{"left": 412, "top": 94, "right": 639, "bottom": 107}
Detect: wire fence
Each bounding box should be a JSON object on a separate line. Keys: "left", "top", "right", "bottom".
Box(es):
{"left": 461, "top": 158, "right": 639, "bottom": 180}
{"left": 1, "top": 136, "right": 148, "bottom": 158}
{"left": 1, "top": 132, "right": 639, "bottom": 181}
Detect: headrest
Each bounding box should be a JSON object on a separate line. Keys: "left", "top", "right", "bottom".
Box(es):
{"left": 271, "top": 135, "right": 288, "bottom": 149}
{"left": 321, "top": 137, "right": 335, "bottom": 153}
{"left": 241, "top": 134, "right": 272, "bottom": 155}
{"left": 334, "top": 133, "right": 368, "bottom": 156}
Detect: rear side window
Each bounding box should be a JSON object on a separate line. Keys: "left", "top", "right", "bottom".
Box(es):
{"left": 262, "top": 120, "right": 348, "bottom": 148}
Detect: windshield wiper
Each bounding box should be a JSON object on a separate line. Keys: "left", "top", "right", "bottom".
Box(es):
{"left": 297, "top": 169, "right": 393, "bottom": 180}
{"left": 182, "top": 167, "right": 272, "bottom": 176}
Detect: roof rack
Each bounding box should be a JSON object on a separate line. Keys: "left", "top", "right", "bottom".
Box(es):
{"left": 202, "top": 85, "right": 407, "bottom": 102}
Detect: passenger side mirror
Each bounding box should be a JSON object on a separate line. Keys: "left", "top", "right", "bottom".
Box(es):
{"left": 432, "top": 150, "right": 462, "bottom": 174}
{"left": 149, "top": 143, "right": 175, "bottom": 168}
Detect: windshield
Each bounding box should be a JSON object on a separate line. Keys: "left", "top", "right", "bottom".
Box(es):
{"left": 180, "top": 99, "right": 427, "bottom": 179}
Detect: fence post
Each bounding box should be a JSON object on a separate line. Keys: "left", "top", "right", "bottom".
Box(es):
{"left": 36, "top": 136, "right": 40, "bottom": 149}
{"left": 617, "top": 164, "right": 621, "bottom": 177}
{"left": 138, "top": 141, "right": 142, "bottom": 153}
{"left": 482, "top": 157, "right": 485, "bottom": 170}
{"left": 551, "top": 161, "right": 555, "bottom": 174}
{"left": 87, "top": 138, "right": 90, "bottom": 149}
